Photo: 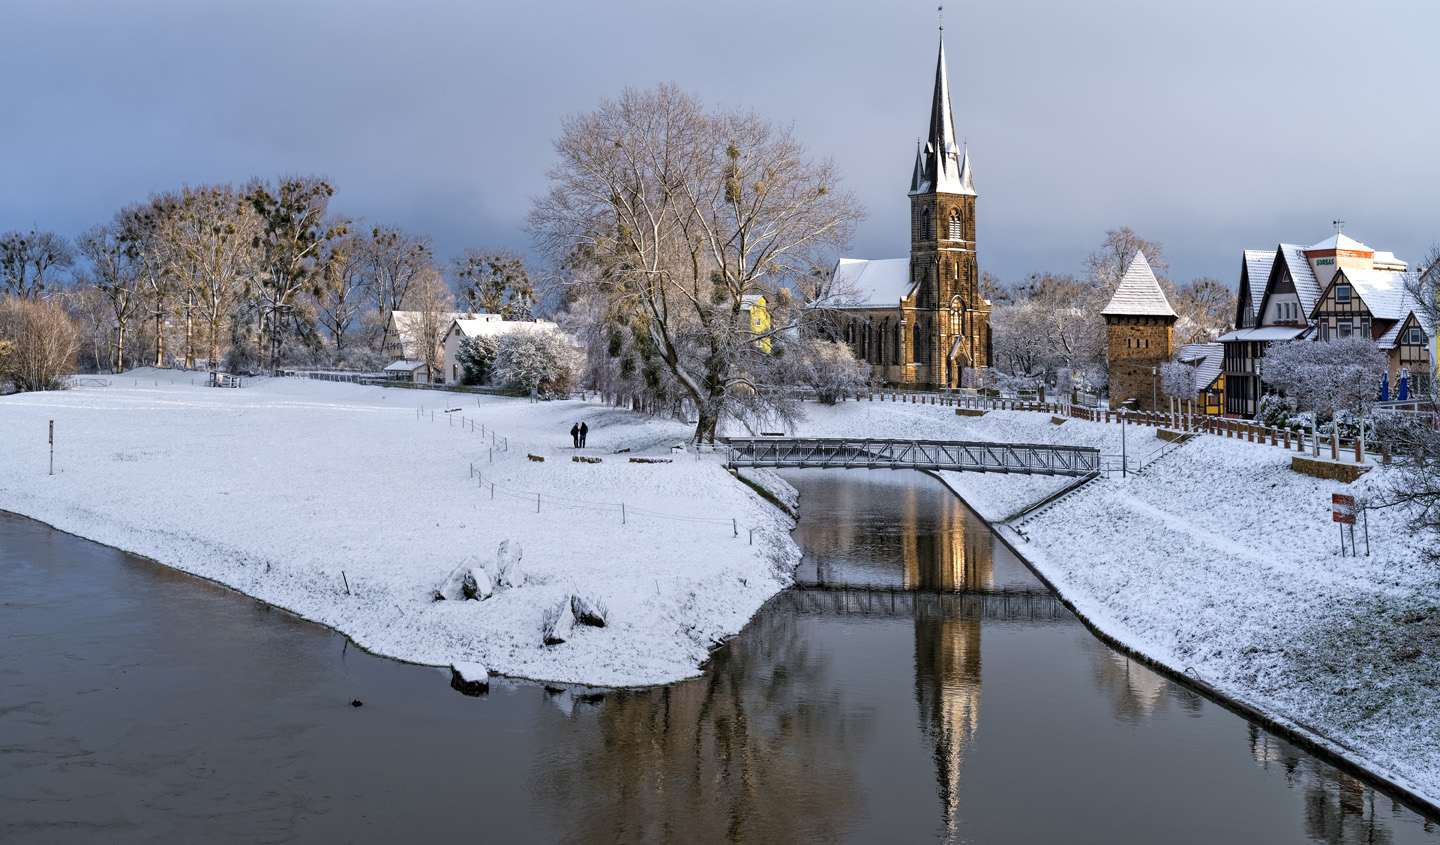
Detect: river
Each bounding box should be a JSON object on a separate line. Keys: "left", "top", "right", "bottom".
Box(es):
{"left": 1, "top": 470, "right": 1436, "bottom": 843}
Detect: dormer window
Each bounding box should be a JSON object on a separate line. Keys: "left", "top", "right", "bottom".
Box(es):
{"left": 1405, "top": 327, "right": 1426, "bottom": 345}
{"left": 1335, "top": 284, "right": 1351, "bottom": 304}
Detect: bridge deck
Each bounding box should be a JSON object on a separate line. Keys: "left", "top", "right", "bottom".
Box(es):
{"left": 775, "top": 587, "right": 1070, "bottom": 624}
{"left": 722, "top": 437, "right": 1100, "bottom": 477}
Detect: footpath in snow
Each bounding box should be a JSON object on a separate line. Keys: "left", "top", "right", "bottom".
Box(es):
{"left": 0, "top": 372, "right": 798, "bottom": 688}
{"left": 787, "top": 396, "right": 1440, "bottom": 812}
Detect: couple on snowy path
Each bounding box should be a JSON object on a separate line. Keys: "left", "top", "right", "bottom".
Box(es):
{"left": 570, "top": 422, "right": 588, "bottom": 448}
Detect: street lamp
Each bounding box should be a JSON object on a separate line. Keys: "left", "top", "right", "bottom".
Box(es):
{"left": 1120, "top": 408, "right": 1128, "bottom": 477}
{"left": 1151, "top": 366, "right": 1158, "bottom": 413}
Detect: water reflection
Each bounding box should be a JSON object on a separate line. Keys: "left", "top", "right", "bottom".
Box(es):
{"left": 914, "top": 609, "right": 982, "bottom": 836}
{"left": 530, "top": 606, "right": 873, "bottom": 844}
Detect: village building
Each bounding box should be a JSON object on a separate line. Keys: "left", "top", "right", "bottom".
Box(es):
{"left": 441, "top": 314, "right": 558, "bottom": 385}
{"left": 1219, "top": 233, "right": 1425, "bottom": 417}
{"left": 1101, "top": 251, "right": 1176, "bottom": 412}
{"left": 1176, "top": 342, "right": 1224, "bottom": 415}
{"left": 829, "top": 34, "right": 991, "bottom": 389}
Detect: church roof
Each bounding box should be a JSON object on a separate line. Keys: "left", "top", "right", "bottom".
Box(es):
{"left": 1101, "top": 251, "right": 1175, "bottom": 317}
{"left": 831, "top": 258, "right": 915, "bottom": 308}
{"left": 909, "top": 37, "right": 974, "bottom": 197}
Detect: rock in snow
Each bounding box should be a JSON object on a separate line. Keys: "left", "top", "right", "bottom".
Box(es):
{"left": 463, "top": 567, "right": 493, "bottom": 601}
{"left": 450, "top": 661, "right": 490, "bottom": 696}
{"left": 571, "top": 594, "right": 607, "bottom": 628}
{"left": 496, "top": 540, "right": 525, "bottom": 588}
{"left": 433, "top": 563, "right": 470, "bottom": 601}
{"left": 543, "top": 599, "right": 575, "bottom": 646}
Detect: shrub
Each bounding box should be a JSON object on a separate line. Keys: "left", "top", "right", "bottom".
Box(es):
{"left": 0, "top": 295, "right": 80, "bottom": 391}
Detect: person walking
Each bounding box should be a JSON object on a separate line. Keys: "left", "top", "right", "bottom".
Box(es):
{"left": 570, "top": 422, "right": 580, "bottom": 448}
{"left": 579, "top": 421, "right": 588, "bottom": 448}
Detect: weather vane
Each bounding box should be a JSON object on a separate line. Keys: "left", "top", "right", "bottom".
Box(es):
{"left": 1333, "top": 219, "right": 1346, "bottom": 233}
{"left": 938, "top": 5, "right": 944, "bottom": 31}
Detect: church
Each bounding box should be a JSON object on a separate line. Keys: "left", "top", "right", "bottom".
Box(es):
{"left": 829, "top": 34, "right": 992, "bottom": 389}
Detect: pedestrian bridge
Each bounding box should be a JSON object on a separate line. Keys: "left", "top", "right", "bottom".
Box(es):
{"left": 777, "top": 586, "right": 1070, "bottom": 625}
{"left": 721, "top": 438, "right": 1100, "bottom": 477}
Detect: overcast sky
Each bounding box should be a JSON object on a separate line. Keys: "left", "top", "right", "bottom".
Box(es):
{"left": 3, "top": 0, "right": 1437, "bottom": 290}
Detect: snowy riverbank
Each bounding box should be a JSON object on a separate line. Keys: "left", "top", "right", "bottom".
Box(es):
{"left": 786, "top": 398, "right": 1440, "bottom": 811}
{"left": 0, "top": 372, "right": 798, "bottom": 688}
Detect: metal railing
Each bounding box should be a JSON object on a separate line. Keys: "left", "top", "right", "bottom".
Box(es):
{"left": 720, "top": 437, "right": 1101, "bottom": 477}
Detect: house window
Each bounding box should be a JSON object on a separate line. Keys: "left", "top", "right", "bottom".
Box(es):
{"left": 1338, "top": 321, "right": 1352, "bottom": 338}
{"left": 1336, "top": 284, "right": 1351, "bottom": 304}
{"left": 1361, "top": 319, "right": 1370, "bottom": 338}
{"left": 1320, "top": 322, "right": 1330, "bottom": 341}
{"left": 1405, "top": 327, "right": 1426, "bottom": 345}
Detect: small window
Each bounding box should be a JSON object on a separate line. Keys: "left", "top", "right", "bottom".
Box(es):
{"left": 1361, "top": 319, "right": 1371, "bottom": 338}
{"left": 1335, "top": 284, "right": 1351, "bottom": 304}
{"left": 1405, "top": 327, "right": 1426, "bottom": 345}
{"left": 1338, "top": 321, "right": 1352, "bottom": 338}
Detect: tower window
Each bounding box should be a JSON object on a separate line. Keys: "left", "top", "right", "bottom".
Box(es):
{"left": 948, "top": 210, "right": 963, "bottom": 241}
{"left": 921, "top": 208, "right": 933, "bottom": 240}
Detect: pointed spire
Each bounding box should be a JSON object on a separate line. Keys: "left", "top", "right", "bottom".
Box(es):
{"left": 910, "top": 34, "right": 974, "bottom": 196}
{"left": 1101, "top": 251, "right": 1176, "bottom": 318}
{"left": 910, "top": 140, "right": 925, "bottom": 193}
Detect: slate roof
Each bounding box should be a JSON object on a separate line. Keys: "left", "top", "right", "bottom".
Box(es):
{"left": 1340, "top": 268, "right": 1409, "bottom": 320}
{"left": 1242, "top": 249, "right": 1275, "bottom": 322}
{"left": 1277, "top": 244, "right": 1323, "bottom": 315}
{"left": 1177, "top": 342, "right": 1223, "bottom": 390}
{"left": 1216, "top": 326, "right": 1309, "bottom": 343}
{"left": 1100, "top": 251, "right": 1175, "bottom": 318}
{"left": 831, "top": 258, "right": 916, "bottom": 308}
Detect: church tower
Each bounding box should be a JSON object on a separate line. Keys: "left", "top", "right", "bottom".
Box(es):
{"left": 1102, "top": 251, "right": 1176, "bottom": 411}
{"left": 906, "top": 34, "right": 989, "bottom": 388}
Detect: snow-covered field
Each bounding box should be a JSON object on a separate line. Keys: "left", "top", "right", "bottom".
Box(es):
{"left": 789, "top": 398, "right": 1440, "bottom": 809}
{"left": 0, "top": 372, "right": 798, "bottom": 687}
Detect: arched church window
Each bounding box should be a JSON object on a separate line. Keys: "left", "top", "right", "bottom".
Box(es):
{"left": 913, "top": 320, "right": 926, "bottom": 365}
{"left": 948, "top": 209, "right": 963, "bottom": 241}
{"left": 950, "top": 296, "right": 964, "bottom": 336}
{"left": 921, "top": 208, "right": 933, "bottom": 241}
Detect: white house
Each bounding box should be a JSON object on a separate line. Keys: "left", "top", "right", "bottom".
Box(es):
{"left": 382, "top": 359, "right": 429, "bottom": 384}
{"left": 442, "top": 315, "right": 560, "bottom": 384}
{"left": 382, "top": 311, "right": 482, "bottom": 367}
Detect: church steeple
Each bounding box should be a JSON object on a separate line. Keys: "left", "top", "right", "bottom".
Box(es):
{"left": 910, "top": 35, "right": 975, "bottom": 197}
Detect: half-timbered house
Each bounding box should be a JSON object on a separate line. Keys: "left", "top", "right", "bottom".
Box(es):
{"left": 1219, "top": 232, "right": 1423, "bottom": 416}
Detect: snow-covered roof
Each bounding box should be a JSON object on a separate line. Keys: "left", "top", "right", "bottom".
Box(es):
{"left": 1100, "top": 251, "right": 1175, "bottom": 318}
{"left": 1277, "top": 244, "right": 1323, "bottom": 315}
{"left": 1339, "top": 267, "right": 1409, "bottom": 320}
{"left": 1177, "top": 342, "right": 1223, "bottom": 390}
{"left": 1242, "top": 250, "right": 1275, "bottom": 321}
{"left": 383, "top": 359, "right": 427, "bottom": 372}
{"left": 740, "top": 294, "right": 765, "bottom": 311}
{"left": 449, "top": 316, "right": 557, "bottom": 339}
{"left": 1306, "top": 232, "right": 1373, "bottom": 254}
{"left": 1216, "top": 326, "right": 1308, "bottom": 343}
{"left": 831, "top": 258, "right": 916, "bottom": 308}
{"left": 388, "top": 311, "right": 481, "bottom": 358}
{"left": 1373, "top": 251, "right": 1408, "bottom": 271}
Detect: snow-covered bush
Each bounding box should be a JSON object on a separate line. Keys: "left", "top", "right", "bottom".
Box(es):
{"left": 492, "top": 327, "right": 581, "bottom": 394}
{"left": 796, "top": 339, "right": 868, "bottom": 404}
{"left": 456, "top": 334, "right": 499, "bottom": 385}
{"left": 1257, "top": 393, "right": 1295, "bottom": 428}
{"left": 1160, "top": 360, "right": 1196, "bottom": 399}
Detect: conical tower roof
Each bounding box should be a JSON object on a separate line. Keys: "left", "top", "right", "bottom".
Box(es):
{"left": 1100, "top": 251, "right": 1176, "bottom": 317}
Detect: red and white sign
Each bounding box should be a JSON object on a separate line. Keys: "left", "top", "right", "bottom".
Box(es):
{"left": 1332, "top": 493, "right": 1356, "bottom": 524}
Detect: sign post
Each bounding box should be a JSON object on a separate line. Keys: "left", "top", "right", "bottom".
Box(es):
{"left": 48, "top": 420, "right": 54, "bottom": 476}
{"left": 1332, "top": 493, "right": 1356, "bottom": 556}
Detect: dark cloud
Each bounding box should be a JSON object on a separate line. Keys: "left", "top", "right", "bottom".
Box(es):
{"left": 2, "top": 0, "right": 1437, "bottom": 286}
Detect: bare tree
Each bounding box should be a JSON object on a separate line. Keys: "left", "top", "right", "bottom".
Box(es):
{"left": 0, "top": 229, "right": 75, "bottom": 300}
{"left": 77, "top": 222, "right": 142, "bottom": 372}
{"left": 1084, "top": 227, "right": 1168, "bottom": 292}
{"left": 0, "top": 295, "right": 80, "bottom": 390}
{"left": 313, "top": 234, "right": 370, "bottom": 358}
{"left": 1172, "top": 276, "right": 1236, "bottom": 344}
{"left": 452, "top": 248, "right": 535, "bottom": 318}
{"left": 530, "top": 83, "right": 863, "bottom": 441}
{"left": 244, "top": 177, "right": 346, "bottom": 371}
{"left": 359, "top": 225, "right": 433, "bottom": 347}
{"left": 162, "top": 185, "right": 260, "bottom": 371}
{"left": 401, "top": 264, "right": 454, "bottom": 381}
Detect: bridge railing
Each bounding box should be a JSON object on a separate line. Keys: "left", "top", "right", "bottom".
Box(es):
{"left": 720, "top": 437, "right": 1100, "bottom": 477}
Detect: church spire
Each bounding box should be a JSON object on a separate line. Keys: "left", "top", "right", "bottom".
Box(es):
{"left": 910, "top": 34, "right": 974, "bottom": 197}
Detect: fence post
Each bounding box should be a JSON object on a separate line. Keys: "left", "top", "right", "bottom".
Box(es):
{"left": 537, "top": 493, "right": 541, "bottom": 513}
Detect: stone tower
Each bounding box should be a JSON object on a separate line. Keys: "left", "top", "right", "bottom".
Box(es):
{"left": 905, "top": 35, "right": 990, "bottom": 388}
{"left": 1102, "top": 251, "right": 1176, "bottom": 412}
